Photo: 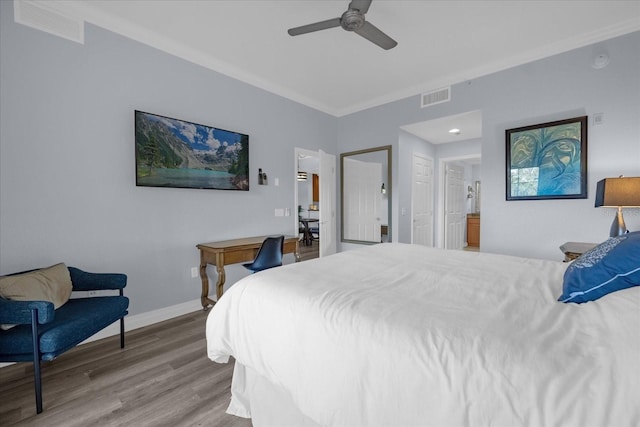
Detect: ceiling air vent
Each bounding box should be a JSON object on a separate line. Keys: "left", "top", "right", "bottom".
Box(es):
{"left": 14, "top": 0, "right": 84, "bottom": 44}
{"left": 421, "top": 87, "right": 450, "bottom": 108}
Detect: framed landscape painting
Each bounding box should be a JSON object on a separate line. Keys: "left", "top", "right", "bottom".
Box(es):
{"left": 135, "top": 110, "right": 249, "bottom": 190}
{"left": 506, "top": 116, "right": 587, "bottom": 200}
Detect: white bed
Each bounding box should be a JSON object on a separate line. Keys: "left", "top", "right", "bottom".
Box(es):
{"left": 206, "top": 243, "right": 640, "bottom": 426}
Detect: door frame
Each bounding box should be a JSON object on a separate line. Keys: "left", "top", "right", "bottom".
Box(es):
{"left": 294, "top": 148, "right": 337, "bottom": 257}
{"left": 294, "top": 147, "right": 319, "bottom": 241}
{"left": 436, "top": 154, "right": 481, "bottom": 248}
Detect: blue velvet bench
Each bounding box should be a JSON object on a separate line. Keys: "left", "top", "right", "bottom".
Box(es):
{"left": 0, "top": 266, "right": 129, "bottom": 414}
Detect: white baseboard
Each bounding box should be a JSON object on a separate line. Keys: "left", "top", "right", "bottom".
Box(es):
{"left": 81, "top": 298, "right": 203, "bottom": 344}
{"left": 0, "top": 298, "right": 203, "bottom": 368}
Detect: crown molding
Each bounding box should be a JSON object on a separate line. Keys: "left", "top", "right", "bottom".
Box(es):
{"left": 40, "top": 2, "right": 640, "bottom": 118}
{"left": 334, "top": 17, "right": 640, "bottom": 117}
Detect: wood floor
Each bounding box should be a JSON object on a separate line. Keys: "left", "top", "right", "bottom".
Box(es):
{"left": 1, "top": 244, "right": 319, "bottom": 426}
{"left": 0, "top": 311, "right": 252, "bottom": 427}
{"left": 298, "top": 238, "right": 319, "bottom": 262}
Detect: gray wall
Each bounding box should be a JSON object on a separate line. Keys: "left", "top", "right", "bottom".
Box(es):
{"left": 2, "top": 0, "right": 639, "bottom": 319}
{"left": 338, "top": 31, "right": 640, "bottom": 259}
{"left": 0, "top": 2, "right": 336, "bottom": 315}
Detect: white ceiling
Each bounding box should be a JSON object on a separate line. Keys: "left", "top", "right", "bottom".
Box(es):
{"left": 51, "top": 0, "right": 640, "bottom": 121}
{"left": 402, "top": 110, "right": 483, "bottom": 145}
{"left": 47, "top": 0, "right": 638, "bottom": 146}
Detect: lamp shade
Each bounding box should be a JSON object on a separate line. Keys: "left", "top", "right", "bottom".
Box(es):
{"left": 595, "top": 177, "right": 640, "bottom": 207}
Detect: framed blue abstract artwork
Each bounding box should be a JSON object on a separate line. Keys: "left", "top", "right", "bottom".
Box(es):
{"left": 506, "top": 116, "right": 587, "bottom": 200}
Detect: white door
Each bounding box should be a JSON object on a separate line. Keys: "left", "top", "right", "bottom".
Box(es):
{"left": 411, "top": 154, "right": 434, "bottom": 246}
{"left": 343, "top": 157, "right": 382, "bottom": 242}
{"left": 444, "top": 163, "right": 465, "bottom": 250}
{"left": 319, "top": 150, "right": 336, "bottom": 257}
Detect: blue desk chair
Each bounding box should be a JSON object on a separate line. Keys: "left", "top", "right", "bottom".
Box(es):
{"left": 309, "top": 226, "right": 319, "bottom": 241}
{"left": 242, "top": 236, "right": 284, "bottom": 273}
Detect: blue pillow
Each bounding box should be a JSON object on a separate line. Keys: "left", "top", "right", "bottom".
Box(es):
{"left": 559, "top": 231, "right": 640, "bottom": 303}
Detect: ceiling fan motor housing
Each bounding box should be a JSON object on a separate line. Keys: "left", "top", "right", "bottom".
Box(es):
{"left": 341, "top": 10, "right": 365, "bottom": 31}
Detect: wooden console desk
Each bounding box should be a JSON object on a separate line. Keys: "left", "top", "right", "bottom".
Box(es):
{"left": 196, "top": 235, "right": 300, "bottom": 309}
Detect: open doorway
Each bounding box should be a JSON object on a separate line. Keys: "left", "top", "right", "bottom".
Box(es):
{"left": 296, "top": 150, "right": 320, "bottom": 260}
{"left": 400, "top": 110, "right": 482, "bottom": 250}
{"left": 438, "top": 156, "right": 481, "bottom": 250}
{"left": 294, "top": 148, "right": 337, "bottom": 261}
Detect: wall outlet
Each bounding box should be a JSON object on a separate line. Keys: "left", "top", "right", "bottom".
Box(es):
{"left": 88, "top": 290, "right": 97, "bottom": 297}
{"left": 191, "top": 267, "right": 199, "bottom": 278}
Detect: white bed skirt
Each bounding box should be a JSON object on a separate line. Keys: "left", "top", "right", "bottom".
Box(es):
{"left": 229, "top": 361, "right": 321, "bottom": 427}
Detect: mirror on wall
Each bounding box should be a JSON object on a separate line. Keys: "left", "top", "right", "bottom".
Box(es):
{"left": 340, "top": 145, "right": 392, "bottom": 244}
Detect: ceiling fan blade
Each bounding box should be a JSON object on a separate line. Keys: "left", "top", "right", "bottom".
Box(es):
{"left": 354, "top": 21, "right": 397, "bottom": 50}
{"left": 348, "top": 0, "right": 372, "bottom": 14}
{"left": 288, "top": 17, "right": 341, "bottom": 36}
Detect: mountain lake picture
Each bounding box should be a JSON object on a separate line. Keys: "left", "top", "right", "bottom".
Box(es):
{"left": 135, "top": 111, "right": 249, "bottom": 190}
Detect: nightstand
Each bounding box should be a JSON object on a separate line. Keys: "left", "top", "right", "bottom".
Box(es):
{"left": 559, "top": 241, "right": 598, "bottom": 262}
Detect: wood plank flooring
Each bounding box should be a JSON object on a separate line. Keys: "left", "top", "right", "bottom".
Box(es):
{"left": 0, "top": 311, "right": 252, "bottom": 427}
{"left": 298, "top": 239, "right": 319, "bottom": 262}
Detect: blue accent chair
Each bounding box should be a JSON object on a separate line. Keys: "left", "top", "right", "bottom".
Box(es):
{"left": 242, "top": 235, "right": 284, "bottom": 273}
{"left": 0, "top": 266, "right": 129, "bottom": 414}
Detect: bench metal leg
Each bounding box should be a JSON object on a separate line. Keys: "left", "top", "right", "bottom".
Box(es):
{"left": 120, "top": 317, "right": 125, "bottom": 349}
{"left": 119, "top": 289, "right": 125, "bottom": 349}
{"left": 31, "top": 309, "right": 43, "bottom": 414}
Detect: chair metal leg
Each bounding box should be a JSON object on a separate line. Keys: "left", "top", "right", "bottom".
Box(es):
{"left": 30, "top": 309, "right": 43, "bottom": 414}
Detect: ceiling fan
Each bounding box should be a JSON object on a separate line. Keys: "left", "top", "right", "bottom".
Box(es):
{"left": 287, "top": 0, "right": 397, "bottom": 50}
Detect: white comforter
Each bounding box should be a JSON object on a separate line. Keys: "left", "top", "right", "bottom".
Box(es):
{"left": 206, "top": 243, "right": 640, "bottom": 427}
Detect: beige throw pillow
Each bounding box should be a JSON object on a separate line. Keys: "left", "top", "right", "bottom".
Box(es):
{"left": 0, "top": 263, "right": 73, "bottom": 330}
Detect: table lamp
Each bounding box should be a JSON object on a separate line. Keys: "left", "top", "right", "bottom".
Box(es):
{"left": 594, "top": 176, "right": 640, "bottom": 237}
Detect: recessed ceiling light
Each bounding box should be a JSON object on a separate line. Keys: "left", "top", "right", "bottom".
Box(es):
{"left": 449, "top": 128, "right": 461, "bottom": 134}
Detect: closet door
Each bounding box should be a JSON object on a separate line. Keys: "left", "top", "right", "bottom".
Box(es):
{"left": 444, "top": 163, "right": 465, "bottom": 250}
{"left": 411, "top": 153, "right": 434, "bottom": 246}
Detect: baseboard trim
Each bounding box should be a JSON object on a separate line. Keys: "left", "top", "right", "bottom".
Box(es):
{"left": 0, "top": 299, "right": 203, "bottom": 368}
{"left": 82, "top": 298, "right": 204, "bottom": 344}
